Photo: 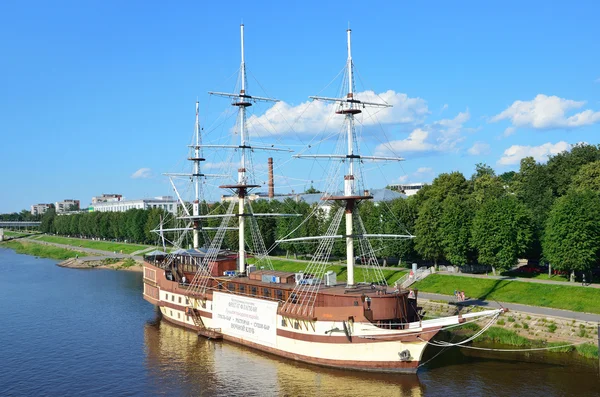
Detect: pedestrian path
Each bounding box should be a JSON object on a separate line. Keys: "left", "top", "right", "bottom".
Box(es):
{"left": 419, "top": 292, "right": 600, "bottom": 323}
{"left": 437, "top": 270, "right": 600, "bottom": 289}
{"left": 130, "top": 247, "right": 158, "bottom": 256}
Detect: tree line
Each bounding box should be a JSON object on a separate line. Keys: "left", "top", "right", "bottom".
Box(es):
{"left": 39, "top": 208, "right": 168, "bottom": 245}
{"left": 21, "top": 143, "right": 600, "bottom": 277}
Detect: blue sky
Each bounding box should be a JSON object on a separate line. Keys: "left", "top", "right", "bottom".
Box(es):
{"left": 1, "top": 1, "right": 599, "bottom": 212}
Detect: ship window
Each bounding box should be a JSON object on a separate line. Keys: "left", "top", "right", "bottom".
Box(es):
{"left": 251, "top": 286, "right": 257, "bottom": 296}
{"left": 228, "top": 283, "right": 235, "bottom": 291}
{"left": 281, "top": 318, "right": 287, "bottom": 327}
{"left": 178, "top": 297, "right": 182, "bottom": 304}
{"left": 171, "top": 295, "right": 174, "bottom": 302}
{"left": 186, "top": 316, "right": 190, "bottom": 322}
{"left": 170, "top": 310, "right": 173, "bottom": 316}
{"left": 276, "top": 290, "right": 283, "bottom": 301}
{"left": 178, "top": 313, "right": 180, "bottom": 319}
{"left": 263, "top": 288, "right": 271, "bottom": 298}
{"left": 294, "top": 321, "right": 300, "bottom": 330}
{"left": 290, "top": 293, "right": 298, "bottom": 304}
{"left": 185, "top": 298, "right": 189, "bottom": 305}
{"left": 239, "top": 285, "right": 246, "bottom": 294}
{"left": 165, "top": 293, "right": 168, "bottom": 300}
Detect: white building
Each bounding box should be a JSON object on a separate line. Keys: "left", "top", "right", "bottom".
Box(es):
{"left": 92, "top": 194, "right": 122, "bottom": 204}
{"left": 31, "top": 203, "right": 52, "bottom": 216}
{"left": 55, "top": 199, "right": 80, "bottom": 213}
{"left": 90, "top": 196, "right": 178, "bottom": 214}
{"left": 388, "top": 183, "right": 426, "bottom": 197}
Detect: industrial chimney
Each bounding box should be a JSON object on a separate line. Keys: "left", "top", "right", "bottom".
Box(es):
{"left": 268, "top": 157, "right": 274, "bottom": 199}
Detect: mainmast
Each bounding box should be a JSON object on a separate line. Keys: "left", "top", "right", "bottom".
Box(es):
{"left": 192, "top": 101, "right": 202, "bottom": 249}
{"left": 209, "top": 24, "right": 289, "bottom": 274}
{"left": 237, "top": 23, "right": 249, "bottom": 274}
{"left": 343, "top": 29, "right": 357, "bottom": 286}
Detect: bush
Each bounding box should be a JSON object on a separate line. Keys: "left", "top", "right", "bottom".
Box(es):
{"left": 119, "top": 258, "right": 137, "bottom": 269}
{"left": 576, "top": 343, "right": 599, "bottom": 359}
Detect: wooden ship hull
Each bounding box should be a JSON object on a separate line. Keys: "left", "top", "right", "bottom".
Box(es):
{"left": 142, "top": 260, "right": 496, "bottom": 373}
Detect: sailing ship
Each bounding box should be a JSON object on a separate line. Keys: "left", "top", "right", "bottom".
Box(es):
{"left": 143, "top": 25, "right": 505, "bottom": 373}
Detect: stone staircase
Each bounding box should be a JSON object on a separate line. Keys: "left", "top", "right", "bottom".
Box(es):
{"left": 396, "top": 267, "right": 435, "bottom": 289}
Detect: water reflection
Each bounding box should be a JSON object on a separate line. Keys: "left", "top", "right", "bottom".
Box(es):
{"left": 144, "top": 315, "right": 424, "bottom": 396}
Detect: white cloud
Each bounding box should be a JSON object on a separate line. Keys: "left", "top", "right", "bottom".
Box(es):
{"left": 375, "top": 110, "right": 470, "bottom": 155}
{"left": 497, "top": 141, "right": 571, "bottom": 165}
{"left": 415, "top": 167, "right": 434, "bottom": 174}
{"left": 503, "top": 126, "right": 516, "bottom": 137}
{"left": 131, "top": 168, "right": 152, "bottom": 179}
{"left": 467, "top": 142, "right": 491, "bottom": 156}
{"left": 595, "top": 77, "right": 600, "bottom": 83}
{"left": 395, "top": 175, "right": 409, "bottom": 183}
{"left": 491, "top": 94, "right": 600, "bottom": 129}
{"left": 440, "top": 104, "right": 448, "bottom": 113}
{"left": 396, "top": 167, "right": 434, "bottom": 185}
{"left": 246, "top": 90, "right": 429, "bottom": 135}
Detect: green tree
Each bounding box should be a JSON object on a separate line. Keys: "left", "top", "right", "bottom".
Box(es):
{"left": 546, "top": 143, "right": 600, "bottom": 197}
{"left": 382, "top": 197, "right": 417, "bottom": 263}
{"left": 471, "top": 163, "right": 496, "bottom": 179}
{"left": 440, "top": 196, "right": 475, "bottom": 265}
{"left": 499, "top": 171, "right": 516, "bottom": 186}
{"left": 542, "top": 190, "right": 600, "bottom": 275}
{"left": 512, "top": 156, "right": 554, "bottom": 260}
{"left": 472, "top": 196, "right": 533, "bottom": 272}
{"left": 570, "top": 160, "right": 600, "bottom": 193}
{"left": 414, "top": 199, "right": 444, "bottom": 266}
{"left": 421, "top": 171, "right": 470, "bottom": 202}
{"left": 145, "top": 208, "right": 165, "bottom": 244}
{"left": 472, "top": 173, "right": 505, "bottom": 205}
{"left": 304, "top": 185, "right": 321, "bottom": 194}
{"left": 40, "top": 208, "right": 56, "bottom": 233}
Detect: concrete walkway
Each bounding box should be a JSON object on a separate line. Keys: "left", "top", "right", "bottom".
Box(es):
{"left": 419, "top": 292, "right": 600, "bottom": 323}
{"left": 436, "top": 270, "right": 599, "bottom": 289}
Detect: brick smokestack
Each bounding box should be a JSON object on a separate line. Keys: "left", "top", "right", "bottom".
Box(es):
{"left": 268, "top": 157, "right": 274, "bottom": 199}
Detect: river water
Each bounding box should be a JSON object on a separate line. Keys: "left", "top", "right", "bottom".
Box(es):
{"left": 1, "top": 247, "right": 599, "bottom": 396}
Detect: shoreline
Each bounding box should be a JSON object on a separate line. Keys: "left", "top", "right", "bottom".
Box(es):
{"left": 0, "top": 240, "right": 143, "bottom": 273}
{"left": 57, "top": 257, "right": 143, "bottom": 272}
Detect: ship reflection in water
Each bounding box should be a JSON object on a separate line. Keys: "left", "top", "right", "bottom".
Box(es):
{"left": 144, "top": 315, "right": 423, "bottom": 397}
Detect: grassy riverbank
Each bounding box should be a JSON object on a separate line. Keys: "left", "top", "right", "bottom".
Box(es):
{"left": 249, "top": 258, "right": 408, "bottom": 286}
{"left": 451, "top": 323, "right": 599, "bottom": 359}
{"left": 4, "top": 231, "right": 31, "bottom": 237}
{"left": 36, "top": 235, "right": 149, "bottom": 255}
{"left": 414, "top": 274, "right": 600, "bottom": 314}
{"left": 0, "top": 240, "right": 86, "bottom": 260}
